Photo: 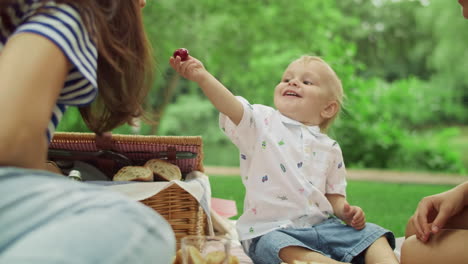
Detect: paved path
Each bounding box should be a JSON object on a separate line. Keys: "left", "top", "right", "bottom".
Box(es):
{"left": 204, "top": 166, "right": 467, "bottom": 185}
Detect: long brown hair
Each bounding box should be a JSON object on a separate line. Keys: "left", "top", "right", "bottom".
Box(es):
{"left": 1, "top": 0, "right": 155, "bottom": 134}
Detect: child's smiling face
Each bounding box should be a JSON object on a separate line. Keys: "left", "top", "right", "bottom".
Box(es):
{"left": 274, "top": 59, "right": 338, "bottom": 127}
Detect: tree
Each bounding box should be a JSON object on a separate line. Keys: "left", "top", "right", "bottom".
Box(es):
{"left": 143, "top": 0, "right": 357, "bottom": 132}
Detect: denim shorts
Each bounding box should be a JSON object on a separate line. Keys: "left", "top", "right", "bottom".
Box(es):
{"left": 0, "top": 167, "right": 176, "bottom": 264}
{"left": 246, "top": 217, "right": 395, "bottom": 264}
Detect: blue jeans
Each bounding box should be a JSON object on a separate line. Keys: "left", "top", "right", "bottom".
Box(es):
{"left": 246, "top": 217, "right": 395, "bottom": 264}
{"left": 0, "top": 167, "right": 175, "bottom": 264}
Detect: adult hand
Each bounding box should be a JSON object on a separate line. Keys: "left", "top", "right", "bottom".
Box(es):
{"left": 411, "top": 184, "right": 466, "bottom": 242}
{"left": 342, "top": 202, "right": 366, "bottom": 230}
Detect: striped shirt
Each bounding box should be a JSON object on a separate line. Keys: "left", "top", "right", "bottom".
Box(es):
{"left": 0, "top": 0, "right": 98, "bottom": 140}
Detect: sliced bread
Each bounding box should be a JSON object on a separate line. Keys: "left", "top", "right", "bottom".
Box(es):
{"left": 144, "top": 159, "right": 182, "bottom": 181}
{"left": 113, "top": 166, "right": 153, "bottom": 182}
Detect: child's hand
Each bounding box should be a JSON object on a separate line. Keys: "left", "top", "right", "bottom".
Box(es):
{"left": 342, "top": 202, "right": 366, "bottom": 230}
{"left": 169, "top": 54, "right": 208, "bottom": 84}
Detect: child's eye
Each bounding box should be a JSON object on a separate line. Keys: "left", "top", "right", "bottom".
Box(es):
{"left": 303, "top": 81, "right": 313, "bottom": 85}
{"left": 283, "top": 79, "right": 290, "bottom": 83}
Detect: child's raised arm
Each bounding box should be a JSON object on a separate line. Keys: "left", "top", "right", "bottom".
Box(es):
{"left": 169, "top": 54, "right": 243, "bottom": 125}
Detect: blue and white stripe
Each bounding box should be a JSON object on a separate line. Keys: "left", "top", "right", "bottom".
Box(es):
{"left": 0, "top": 0, "right": 98, "bottom": 141}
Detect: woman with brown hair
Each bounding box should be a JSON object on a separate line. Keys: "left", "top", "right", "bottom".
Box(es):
{"left": 0, "top": 0, "right": 175, "bottom": 263}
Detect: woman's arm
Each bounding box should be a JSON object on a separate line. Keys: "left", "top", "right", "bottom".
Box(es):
{"left": 0, "top": 33, "right": 69, "bottom": 169}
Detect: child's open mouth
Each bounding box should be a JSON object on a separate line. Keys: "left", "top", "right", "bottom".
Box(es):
{"left": 283, "top": 90, "right": 302, "bottom": 97}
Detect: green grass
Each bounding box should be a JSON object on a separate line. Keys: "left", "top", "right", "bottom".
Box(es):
{"left": 210, "top": 175, "right": 456, "bottom": 237}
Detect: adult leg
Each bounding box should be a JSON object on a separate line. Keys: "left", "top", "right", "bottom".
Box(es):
{"left": 0, "top": 168, "right": 176, "bottom": 264}
{"left": 363, "top": 236, "right": 399, "bottom": 264}
{"left": 400, "top": 230, "right": 468, "bottom": 264}
{"left": 401, "top": 207, "right": 468, "bottom": 264}
{"left": 279, "top": 246, "right": 350, "bottom": 264}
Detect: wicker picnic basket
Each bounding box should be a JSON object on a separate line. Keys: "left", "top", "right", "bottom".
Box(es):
{"left": 48, "top": 132, "right": 208, "bottom": 247}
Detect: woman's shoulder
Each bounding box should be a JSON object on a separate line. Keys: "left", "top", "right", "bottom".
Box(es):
{"left": 3, "top": 1, "right": 84, "bottom": 24}
{"left": 1, "top": 1, "right": 99, "bottom": 106}
{"left": 9, "top": 0, "right": 98, "bottom": 82}
{"left": 2, "top": 1, "right": 93, "bottom": 44}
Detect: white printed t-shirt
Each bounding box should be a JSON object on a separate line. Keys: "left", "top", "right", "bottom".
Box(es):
{"left": 220, "top": 97, "right": 347, "bottom": 241}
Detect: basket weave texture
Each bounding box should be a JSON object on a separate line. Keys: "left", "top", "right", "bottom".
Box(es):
{"left": 49, "top": 132, "right": 208, "bottom": 247}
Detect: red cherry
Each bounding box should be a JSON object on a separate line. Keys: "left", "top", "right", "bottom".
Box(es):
{"left": 173, "top": 48, "right": 189, "bottom": 61}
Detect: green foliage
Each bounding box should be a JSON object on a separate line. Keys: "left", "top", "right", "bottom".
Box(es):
{"left": 55, "top": 0, "right": 467, "bottom": 173}
{"left": 337, "top": 0, "right": 435, "bottom": 81}
{"left": 144, "top": 0, "right": 357, "bottom": 106}
{"left": 56, "top": 108, "right": 152, "bottom": 135}
{"left": 341, "top": 77, "right": 451, "bottom": 128}
{"left": 415, "top": 0, "right": 468, "bottom": 123}
{"left": 388, "top": 128, "right": 464, "bottom": 173}
{"left": 336, "top": 0, "right": 468, "bottom": 124}
{"left": 203, "top": 142, "right": 239, "bottom": 166}
{"left": 157, "top": 94, "right": 241, "bottom": 166}
{"left": 332, "top": 77, "right": 465, "bottom": 173}
{"left": 55, "top": 107, "right": 91, "bottom": 133}
{"left": 157, "top": 94, "right": 220, "bottom": 140}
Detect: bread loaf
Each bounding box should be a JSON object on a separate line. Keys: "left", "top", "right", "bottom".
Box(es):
{"left": 144, "top": 159, "right": 182, "bottom": 181}
{"left": 112, "top": 166, "right": 153, "bottom": 182}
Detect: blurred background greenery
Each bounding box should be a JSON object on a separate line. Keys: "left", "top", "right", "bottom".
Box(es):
{"left": 57, "top": 0, "right": 467, "bottom": 175}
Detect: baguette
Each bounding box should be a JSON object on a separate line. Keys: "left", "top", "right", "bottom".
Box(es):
{"left": 144, "top": 159, "right": 182, "bottom": 181}
{"left": 112, "top": 166, "right": 153, "bottom": 182}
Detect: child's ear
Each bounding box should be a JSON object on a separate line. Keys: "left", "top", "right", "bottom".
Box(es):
{"left": 321, "top": 101, "right": 338, "bottom": 119}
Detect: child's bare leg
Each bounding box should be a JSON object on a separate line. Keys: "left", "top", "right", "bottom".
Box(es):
{"left": 279, "top": 246, "right": 350, "bottom": 264}
{"left": 364, "top": 236, "right": 399, "bottom": 264}
{"left": 400, "top": 229, "right": 468, "bottom": 264}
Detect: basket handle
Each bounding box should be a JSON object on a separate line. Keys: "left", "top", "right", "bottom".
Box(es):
{"left": 96, "top": 132, "right": 115, "bottom": 151}
{"left": 167, "top": 146, "right": 177, "bottom": 161}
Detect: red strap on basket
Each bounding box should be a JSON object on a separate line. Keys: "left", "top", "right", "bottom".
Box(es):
{"left": 96, "top": 132, "right": 114, "bottom": 151}
{"left": 167, "top": 146, "right": 177, "bottom": 161}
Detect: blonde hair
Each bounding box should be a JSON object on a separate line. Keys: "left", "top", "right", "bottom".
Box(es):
{"left": 294, "top": 55, "right": 344, "bottom": 132}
